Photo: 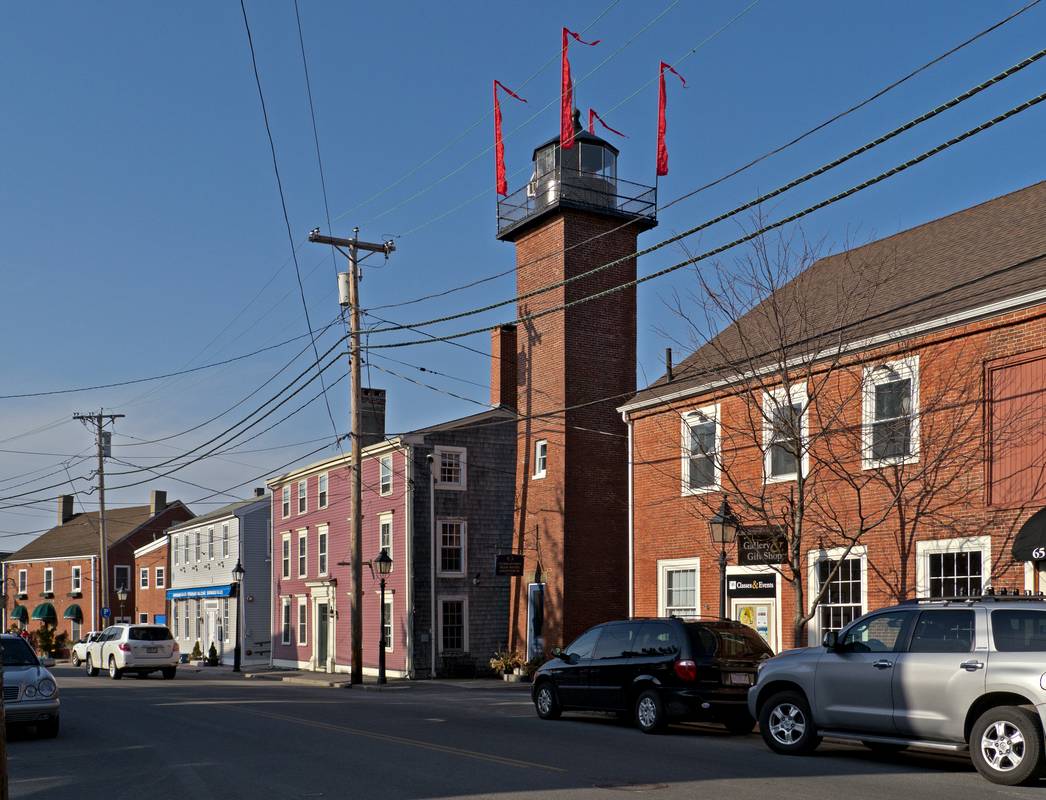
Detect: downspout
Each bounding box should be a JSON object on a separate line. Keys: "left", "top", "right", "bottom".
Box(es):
{"left": 623, "top": 411, "right": 634, "bottom": 619}
{"left": 90, "top": 556, "right": 97, "bottom": 631}
{"left": 404, "top": 445, "right": 414, "bottom": 679}
{"left": 428, "top": 453, "right": 436, "bottom": 679}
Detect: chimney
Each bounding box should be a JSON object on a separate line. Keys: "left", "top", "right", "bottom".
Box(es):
{"left": 150, "top": 490, "right": 168, "bottom": 516}
{"left": 665, "top": 347, "right": 673, "bottom": 382}
{"left": 57, "top": 495, "right": 75, "bottom": 526}
{"left": 254, "top": 487, "right": 265, "bottom": 498}
{"left": 490, "top": 325, "right": 518, "bottom": 410}
{"left": 359, "top": 388, "right": 387, "bottom": 449}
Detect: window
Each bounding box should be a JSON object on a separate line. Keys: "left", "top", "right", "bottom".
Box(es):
{"left": 909, "top": 610, "right": 975, "bottom": 653}
{"left": 298, "top": 480, "right": 307, "bottom": 514}
{"left": 438, "top": 520, "right": 466, "bottom": 576}
{"left": 114, "top": 565, "right": 130, "bottom": 592}
{"left": 207, "top": 528, "right": 215, "bottom": 560}
{"left": 138, "top": 612, "right": 149, "bottom": 624}
{"left": 298, "top": 530, "right": 308, "bottom": 578}
{"left": 563, "top": 626, "right": 601, "bottom": 660}
{"left": 222, "top": 598, "right": 230, "bottom": 643}
{"left": 917, "top": 536, "right": 990, "bottom": 598}
{"left": 682, "top": 406, "right": 718, "bottom": 493}
{"left": 439, "top": 597, "right": 467, "bottom": 652}
{"left": 194, "top": 531, "right": 201, "bottom": 562}
{"left": 173, "top": 537, "right": 180, "bottom": 565}
{"left": 863, "top": 357, "right": 919, "bottom": 467}
{"left": 657, "top": 558, "right": 699, "bottom": 617}
{"left": 992, "top": 610, "right": 1046, "bottom": 651}
{"left": 43, "top": 568, "right": 53, "bottom": 594}
{"left": 282, "top": 486, "right": 291, "bottom": 518}
{"left": 222, "top": 523, "right": 229, "bottom": 559}
{"left": 383, "top": 594, "right": 393, "bottom": 651}
{"left": 434, "top": 446, "right": 467, "bottom": 490}
{"left": 281, "top": 599, "right": 292, "bottom": 645}
{"left": 318, "top": 473, "right": 328, "bottom": 508}
{"left": 765, "top": 386, "right": 806, "bottom": 481}
{"left": 593, "top": 623, "right": 640, "bottom": 659}
{"left": 194, "top": 599, "right": 202, "bottom": 640}
{"left": 380, "top": 456, "right": 393, "bottom": 495}
{"left": 182, "top": 535, "right": 189, "bottom": 565}
{"left": 172, "top": 601, "right": 180, "bottom": 638}
{"left": 71, "top": 566, "right": 81, "bottom": 594}
{"left": 139, "top": 568, "right": 149, "bottom": 589}
{"left": 379, "top": 513, "right": 393, "bottom": 561}
{"left": 17, "top": 570, "right": 25, "bottom": 594}
{"left": 811, "top": 549, "right": 866, "bottom": 638}
{"left": 156, "top": 567, "right": 165, "bottom": 589}
{"left": 297, "top": 598, "right": 307, "bottom": 645}
{"left": 182, "top": 601, "right": 190, "bottom": 642}
{"left": 839, "top": 611, "right": 912, "bottom": 653}
{"left": 281, "top": 533, "right": 291, "bottom": 579}
{"left": 71, "top": 620, "right": 81, "bottom": 642}
{"left": 533, "top": 440, "right": 548, "bottom": 479}
{"left": 318, "top": 525, "right": 328, "bottom": 576}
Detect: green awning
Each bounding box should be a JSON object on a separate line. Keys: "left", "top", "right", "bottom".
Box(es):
{"left": 9, "top": 605, "right": 28, "bottom": 622}
{"left": 30, "top": 603, "right": 56, "bottom": 623}
{"left": 62, "top": 604, "right": 83, "bottom": 623}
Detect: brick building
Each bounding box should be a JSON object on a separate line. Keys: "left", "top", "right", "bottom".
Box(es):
{"left": 620, "top": 181, "right": 1046, "bottom": 652}
{"left": 132, "top": 536, "right": 168, "bottom": 625}
{"left": 1, "top": 490, "right": 192, "bottom": 643}
{"left": 495, "top": 112, "right": 657, "bottom": 657}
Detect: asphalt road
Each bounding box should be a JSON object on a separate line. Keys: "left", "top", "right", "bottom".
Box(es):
{"left": 8, "top": 665, "right": 1046, "bottom": 799}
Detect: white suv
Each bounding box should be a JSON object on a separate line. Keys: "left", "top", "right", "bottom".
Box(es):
{"left": 84, "top": 624, "right": 179, "bottom": 680}
{"left": 70, "top": 631, "right": 101, "bottom": 667}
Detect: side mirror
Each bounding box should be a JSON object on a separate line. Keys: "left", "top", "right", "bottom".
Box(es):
{"left": 551, "top": 646, "right": 564, "bottom": 660}
{"left": 822, "top": 631, "right": 838, "bottom": 650}
{"left": 39, "top": 657, "right": 55, "bottom": 668}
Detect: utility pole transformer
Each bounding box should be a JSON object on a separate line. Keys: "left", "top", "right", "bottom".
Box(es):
{"left": 308, "top": 227, "right": 394, "bottom": 685}
{"left": 74, "top": 410, "right": 124, "bottom": 630}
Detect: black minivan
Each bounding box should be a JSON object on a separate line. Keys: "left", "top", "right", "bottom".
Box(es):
{"left": 531, "top": 617, "right": 773, "bottom": 733}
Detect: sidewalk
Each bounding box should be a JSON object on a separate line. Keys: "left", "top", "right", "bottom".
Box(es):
{"left": 241, "top": 669, "right": 532, "bottom": 691}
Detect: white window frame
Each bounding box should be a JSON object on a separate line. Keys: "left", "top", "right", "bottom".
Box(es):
{"left": 434, "top": 446, "right": 467, "bottom": 491}
{"left": 114, "top": 565, "right": 131, "bottom": 592}
{"left": 182, "top": 534, "right": 189, "bottom": 565}
{"left": 763, "top": 385, "right": 808, "bottom": 483}
{"left": 222, "top": 523, "right": 230, "bottom": 559}
{"left": 281, "top": 598, "right": 292, "bottom": 645}
{"left": 17, "top": 569, "right": 26, "bottom": 594}
{"left": 379, "top": 590, "right": 394, "bottom": 652}
{"left": 437, "top": 518, "right": 467, "bottom": 577}
{"left": 281, "top": 533, "right": 291, "bottom": 579}
{"left": 437, "top": 594, "right": 469, "bottom": 653}
{"left": 380, "top": 455, "right": 393, "bottom": 496}
{"left": 173, "top": 600, "right": 180, "bottom": 638}
{"left": 656, "top": 557, "right": 701, "bottom": 617}
{"left": 222, "top": 598, "right": 230, "bottom": 643}
{"left": 155, "top": 567, "right": 165, "bottom": 589}
{"left": 282, "top": 486, "right": 291, "bottom": 519}
{"left": 378, "top": 513, "right": 393, "bottom": 562}
{"left": 71, "top": 566, "right": 82, "bottom": 594}
{"left": 806, "top": 545, "right": 868, "bottom": 645}
{"left": 43, "top": 568, "right": 53, "bottom": 594}
{"left": 139, "top": 567, "right": 149, "bottom": 589}
{"left": 862, "top": 356, "right": 920, "bottom": 470}
{"left": 297, "top": 597, "right": 308, "bottom": 646}
{"left": 298, "top": 479, "right": 308, "bottom": 514}
{"left": 915, "top": 535, "right": 992, "bottom": 599}
{"left": 318, "top": 472, "right": 329, "bottom": 509}
{"left": 317, "top": 525, "right": 329, "bottom": 577}
{"left": 173, "top": 536, "right": 180, "bottom": 566}
{"left": 533, "top": 440, "right": 548, "bottom": 479}
{"left": 297, "top": 529, "right": 308, "bottom": 578}
{"left": 194, "top": 531, "right": 201, "bottom": 562}
{"left": 138, "top": 612, "right": 149, "bottom": 624}
{"left": 681, "top": 405, "right": 720, "bottom": 495}
{"left": 207, "top": 527, "right": 215, "bottom": 560}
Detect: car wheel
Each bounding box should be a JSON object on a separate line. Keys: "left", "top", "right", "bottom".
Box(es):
{"left": 759, "top": 691, "right": 821, "bottom": 755}
{"left": 970, "top": 706, "right": 1044, "bottom": 786}
{"left": 37, "top": 717, "right": 59, "bottom": 739}
{"left": 162, "top": 667, "right": 177, "bottom": 681}
{"left": 108, "top": 655, "right": 123, "bottom": 680}
{"left": 721, "top": 710, "right": 757, "bottom": 735}
{"left": 70, "top": 652, "right": 80, "bottom": 667}
{"left": 635, "top": 689, "right": 666, "bottom": 734}
{"left": 534, "top": 681, "right": 561, "bottom": 720}
{"left": 85, "top": 654, "right": 99, "bottom": 678}
{"left": 862, "top": 741, "right": 908, "bottom": 754}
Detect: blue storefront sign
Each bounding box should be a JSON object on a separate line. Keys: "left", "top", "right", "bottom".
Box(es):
{"left": 165, "top": 584, "right": 234, "bottom": 601}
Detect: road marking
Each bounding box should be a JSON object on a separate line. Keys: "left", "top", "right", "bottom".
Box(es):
{"left": 229, "top": 706, "right": 566, "bottom": 773}
{"left": 153, "top": 699, "right": 336, "bottom": 706}
{"left": 489, "top": 701, "right": 533, "bottom": 706}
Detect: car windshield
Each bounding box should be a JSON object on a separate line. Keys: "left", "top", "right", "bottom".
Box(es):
{"left": 686, "top": 623, "right": 773, "bottom": 658}
{"left": 1, "top": 638, "right": 38, "bottom": 667}
{"left": 129, "top": 627, "right": 173, "bottom": 642}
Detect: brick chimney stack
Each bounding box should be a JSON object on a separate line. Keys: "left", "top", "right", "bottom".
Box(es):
{"left": 58, "top": 495, "right": 75, "bottom": 526}
{"left": 149, "top": 490, "right": 167, "bottom": 516}
{"left": 359, "top": 388, "right": 387, "bottom": 449}
{"left": 490, "top": 325, "right": 518, "bottom": 410}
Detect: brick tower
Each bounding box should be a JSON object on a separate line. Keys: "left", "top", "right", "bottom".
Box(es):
{"left": 497, "top": 110, "right": 657, "bottom": 656}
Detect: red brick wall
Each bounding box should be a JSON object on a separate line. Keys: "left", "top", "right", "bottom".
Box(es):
{"left": 4, "top": 558, "right": 95, "bottom": 646}
{"left": 134, "top": 541, "right": 169, "bottom": 624}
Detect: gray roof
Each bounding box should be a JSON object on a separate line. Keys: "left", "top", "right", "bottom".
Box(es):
{"left": 166, "top": 497, "right": 266, "bottom": 532}
{"left": 408, "top": 406, "right": 516, "bottom": 435}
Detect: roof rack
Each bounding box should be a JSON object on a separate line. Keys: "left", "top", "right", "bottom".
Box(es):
{"left": 899, "top": 589, "right": 1046, "bottom": 605}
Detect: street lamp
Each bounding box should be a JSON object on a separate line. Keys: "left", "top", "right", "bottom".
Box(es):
{"left": 116, "top": 587, "right": 128, "bottom": 622}
{"left": 232, "top": 560, "right": 245, "bottom": 673}
{"left": 375, "top": 548, "right": 393, "bottom": 685}
{"left": 708, "top": 498, "right": 740, "bottom": 620}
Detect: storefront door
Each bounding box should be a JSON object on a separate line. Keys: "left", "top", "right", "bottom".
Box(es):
{"left": 731, "top": 598, "right": 775, "bottom": 648}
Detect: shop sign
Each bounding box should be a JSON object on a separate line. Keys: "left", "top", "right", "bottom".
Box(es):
{"left": 727, "top": 574, "right": 777, "bottom": 598}
{"left": 737, "top": 530, "right": 787, "bottom": 566}
{"left": 495, "top": 553, "right": 525, "bottom": 576}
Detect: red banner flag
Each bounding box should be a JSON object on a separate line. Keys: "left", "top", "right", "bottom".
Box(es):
{"left": 494, "top": 79, "right": 527, "bottom": 196}
{"left": 588, "top": 108, "right": 627, "bottom": 138}
{"left": 562, "top": 28, "right": 600, "bottom": 151}
{"left": 656, "top": 61, "right": 687, "bottom": 177}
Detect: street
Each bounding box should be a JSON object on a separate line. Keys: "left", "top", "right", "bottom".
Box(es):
{"left": 7, "top": 667, "right": 1046, "bottom": 800}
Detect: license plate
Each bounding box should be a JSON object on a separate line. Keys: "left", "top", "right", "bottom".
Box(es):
{"left": 728, "top": 672, "right": 753, "bottom": 686}
{"left": 146, "top": 647, "right": 158, "bottom": 654}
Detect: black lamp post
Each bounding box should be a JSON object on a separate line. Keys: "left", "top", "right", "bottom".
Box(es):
{"left": 232, "top": 559, "right": 245, "bottom": 673}
{"left": 116, "top": 587, "right": 128, "bottom": 622}
{"left": 375, "top": 548, "right": 393, "bottom": 685}
{"left": 708, "top": 498, "right": 740, "bottom": 620}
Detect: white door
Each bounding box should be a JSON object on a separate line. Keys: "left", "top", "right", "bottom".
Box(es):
{"left": 731, "top": 598, "right": 776, "bottom": 651}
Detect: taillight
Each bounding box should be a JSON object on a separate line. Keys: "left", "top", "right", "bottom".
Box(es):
{"left": 172, "top": 642, "right": 179, "bottom": 652}
{"left": 118, "top": 643, "right": 131, "bottom": 652}
{"left": 674, "top": 659, "right": 697, "bottom": 681}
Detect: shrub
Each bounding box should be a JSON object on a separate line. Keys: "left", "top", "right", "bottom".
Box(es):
{"left": 190, "top": 640, "right": 203, "bottom": 661}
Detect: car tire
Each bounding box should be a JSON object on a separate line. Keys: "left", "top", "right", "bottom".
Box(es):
{"left": 85, "top": 654, "right": 99, "bottom": 678}
{"left": 162, "top": 667, "right": 177, "bottom": 681}
{"left": 70, "top": 652, "right": 80, "bottom": 667}
{"left": 759, "top": 691, "right": 821, "bottom": 755}
{"left": 635, "top": 689, "right": 666, "bottom": 734}
{"left": 534, "top": 681, "right": 561, "bottom": 720}
{"left": 108, "top": 655, "right": 123, "bottom": 680}
{"left": 970, "top": 705, "right": 1044, "bottom": 786}
{"left": 862, "top": 741, "right": 908, "bottom": 754}
{"left": 37, "top": 717, "right": 59, "bottom": 739}
{"left": 721, "top": 710, "right": 757, "bottom": 735}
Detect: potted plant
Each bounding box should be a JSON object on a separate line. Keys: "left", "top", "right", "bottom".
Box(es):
{"left": 190, "top": 640, "right": 204, "bottom": 665}
{"left": 35, "top": 623, "right": 56, "bottom": 658}
{"left": 489, "top": 649, "right": 525, "bottom": 681}
{"left": 206, "top": 643, "right": 220, "bottom": 667}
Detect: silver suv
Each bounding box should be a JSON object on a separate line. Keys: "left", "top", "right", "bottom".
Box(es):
{"left": 749, "top": 595, "right": 1046, "bottom": 786}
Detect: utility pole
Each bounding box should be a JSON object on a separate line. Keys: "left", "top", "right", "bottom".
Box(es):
{"left": 74, "top": 410, "right": 124, "bottom": 629}
{"left": 308, "top": 227, "right": 394, "bottom": 685}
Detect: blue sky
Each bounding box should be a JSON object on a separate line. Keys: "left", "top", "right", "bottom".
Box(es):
{"left": 0, "top": 0, "right": 1043, "bottom": 545}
